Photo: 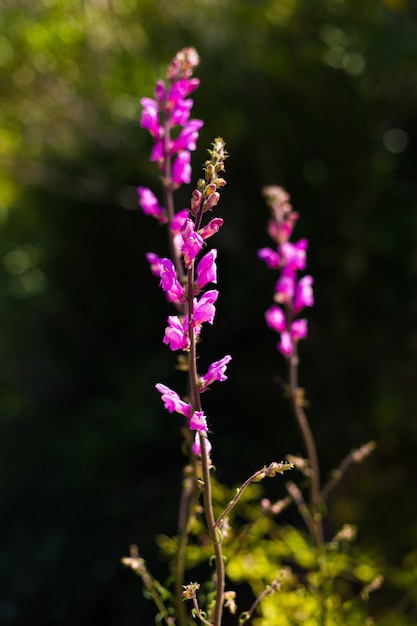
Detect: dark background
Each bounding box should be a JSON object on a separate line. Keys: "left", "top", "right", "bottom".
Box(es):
{"left": 0, "top": 0, "right": 416, "bottom": 623}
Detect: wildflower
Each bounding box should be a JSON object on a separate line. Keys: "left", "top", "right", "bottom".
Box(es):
{"left": 163, "top": 316, "right": 189, "bottom": 351}
{"left": 155, "top": 383, "right": 193, "bottom": 418}
{"left": 195, "top": 249, "right": 217, "bottom": 290}
{"left": 199, "top": 218, "right": 223, "bottom": 240}
{"left": 158, "top": 258, "right": 184, "bottom": 303}
{"left": 294, "top": 275, "right": 314, "bottom": 313}
{"left": 137, "top": 187, "right": 167, "bottom": 223}
{"left": 172, "top": 150, "right": 192, "bottom": 185}
{"left": 265, "top": 305, "right": 286, "bottom": 333}
{"left": 193, "top": 290, "right": 218, "bottom": 327}
{"left": 199, "top": 355, "right": 232, "bottom": 391}
{"left": 192, "top": 432, "right": 212, "bottom": 456}
{"left": 189, "top": 410, "right": 208, "bottom": 433}
{"left": 139, "top": 98, "right": 161, "bottom": 139}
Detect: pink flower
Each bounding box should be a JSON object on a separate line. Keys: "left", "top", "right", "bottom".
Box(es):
{"left": 171, "top": 119, "right": 204, "bottom": 154}
{"left": 275, "top": 268, "right": 295, "bottom": 303}
{"left": 155, "top": 383, "right": 192, "bottom": 418}
{"left": 171, "top": 98, "right": 193, "bottom": 125}
{"left": 195, "top": 249, "right": 217, "bottom": 290}
{"left": 192, "top": 432, "right": 212, "bottom": 456}
{"left": 172, "top": 150, "right": 191, "bottom": 185}
{"left": 137, "top": 187, "right": 167, "bottom": 223}
{"left": 163, "top": 316, "right": 188, "bottom": 351}
{"left": 291, "top": 318, "right": 308, "bottom": 340}
{"left": 199, "top": 218, "right": 223, "bottom": 240}
{"left": 189, "top": 410, "right": 208, "bottom": 433}
{"left": 145, "top": 252, "right": 162, "bottom": 277}
{"left": 199, "top": 355, "right": 232, "bottom": 391}
{"left": 140, "top": 98, "right": 161, "bottom": 139}
{"left": 181, "top": 220, "right": 204, "bottom": 267}
{"left": 155, "top": 80, "right": 166, "bottom": 105}
{"left": 158, "top": 258, "right": 184, "bottom": 302}
{"left": 278, "top": 331, "right": 292, "bottom": 357}
{"left": 193, "top": 290, "right": 218, "bottom": 326}
{"left": 265, "top": 305, "right": 286, "bottom": 333}
{"left": 294, "top": 275, "right": 314, "bottom": 313}
{"left": 258, "top": 247, "right": 281, "bottom": 269}
{"left": 280, "top": 239, "right": 307, "bottom": 271}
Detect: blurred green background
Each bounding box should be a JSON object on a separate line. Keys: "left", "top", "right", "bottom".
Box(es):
{"left": 0, "top": 0, "right": 416, "bottom": 623}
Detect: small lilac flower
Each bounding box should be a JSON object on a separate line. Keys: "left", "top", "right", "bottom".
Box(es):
{"left": 199, "top": 355, "right": 232, "bottom": 392}
{"left": 258, "top": 247, "right": 281, "bottom": 269}
{"left": 291, "top": 318, "right": 308, "bottom": 340}
{"left": 294, "top": 275, "right": 314, "bottom": 313}
{"left": 199, "top": 218, "right": 223, "bottom": 240}
{"left": 171, "top": 119, "right": 204, "bottom": 154}
{"left": 155, "top": 383, "right": 193, "bottom": 418}
{"left": 195, "top": 249, "right": 217, "bottom": 290}
{"left": 189, "top": 410, "right": 208, "bottom": 433}
{"left": 171, "top": 98, "right": 193, "bottom": 125}
{"left": 140, "top": 98, "right": 161, "bottom": 139}
{"left": 265, "top": 305, "right": 286, "bottom": 333}
{"left": 280, "top": 239, "right": 307, "bottom": 271}
{"left": 193, "top": 290, "right": 218, "bottom": 326}
{"left": 192, "top": 432, "right": 212, "bottom": 456}
{"left": 150, "top": 139, "right": 164, "bottom": 163}
{"left": 163, "top": 315, "right": 189, "bottom": 351}
{"left": 137, "top": 187, "right": 167, "bottom": 223}
{"left": 159, "top": 258, "right": 184, "bottom": 302}
{"left": 172, "top": 150, "right": 191, "bottom": 185}
{"left": 278, "top": 331, "right": 292, "bottom": 357}
{"left": 275, "top": 268, "right": 295, "bottom": 303}
{"left": 155, "top": 80, "right": 166, "bottom": 105}
{"left": 181, "top": 221, "right": 204, "bottom": 267}
{"left": 170, "top": 209, "right": 188, "bottom": 251}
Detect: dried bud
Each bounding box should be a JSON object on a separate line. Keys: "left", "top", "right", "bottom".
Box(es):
{"left": 182, "top": 582, "right": 200, "bottom": 600}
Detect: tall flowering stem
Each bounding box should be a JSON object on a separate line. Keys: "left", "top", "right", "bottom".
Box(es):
{"left": 258, "top": 185, "right": 324, "bottom": 549}
{"left": 137, "top": 48, "right": 230, "bottom": 626}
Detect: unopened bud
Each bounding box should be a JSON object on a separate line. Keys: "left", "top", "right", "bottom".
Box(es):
{"left": 203, "top": 192, "right": 220, "bottom": 211}
{"left": 191, "top": 189, "right": 202, "bottom": 216}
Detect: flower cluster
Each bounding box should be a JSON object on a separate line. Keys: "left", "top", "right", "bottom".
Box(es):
{"left": 258, "top": 186, "right": 314, "bottom": 357}
{"left": 137, "top": 49, "right": 231, "bottom": 456}
{"left": 137, "top": 47, "right": 204, "bottom": 222}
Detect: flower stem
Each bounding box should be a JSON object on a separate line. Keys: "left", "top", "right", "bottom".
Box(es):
{"left": 288, "top": 345, "right": 324, "bottom": 549}
{"left": 186, "top": 260, "right": 225, "bottom": 626}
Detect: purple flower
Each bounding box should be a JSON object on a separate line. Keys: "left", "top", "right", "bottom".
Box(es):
{"left": 192, "top": 432, "right": 212, "bottom": 456}
{"left": 265, "top": 305, "right": 286, "bottom": 333}
{"left": 158, "top": 258, "right": 184, "bottom": 302}
{"left": 195, "top": 249, "right": 217, "bottom": 290}
{"left": 294, "top": 275, "right": 314, "bottom": 313}
{"left": 172, "top": 150, "right": 191, "bottom": 185}
{"left": 193, "top": 290, "right": 218, "bottom": 326}
{"left": 291, "top": 318, "right": 308, "bottom": 340}
{"left": 258, "top": 247, "right": 281, "bottom": 269}
{"left": 155, "top": 80, "right": 166, "bottom": 105}
{"left": 155, "top": 383, "right": 193, "bottom": 418}
{"left": 137, "top": 187, "right": 167, "bottom": 223}
{"left": 171, "top": 98, "right": 193, "bottom": 126}
{"left": 199, "top": 355, "right": 232, "bottom": 391}
{"left": 171, "top": 119, "right": 204, "bottom": 154}
{"left": 278, "top": 331, "right": 292, "bottom": 357}
{"left": 189, "top": 410, "right": 208, "bottom": 433}
{"left": 275, "top": 268, "right": 295, "bottom": 303}
{"left": 280, "top": 239, "right": 307, "bottom": 271}
{"left": 140, "top": 98, "right": 161, "bottom": 139}
{"left": 163, "top": 316, "right": 188, "bottom": 351}
{"left": 181, "top": 219, "right": 204, "bottom": 267}
{"left": 199, "top": 218, "right": 223, "bottom": 240}
{"left": 145, "top": 252, "right": 162, "bottom": 277}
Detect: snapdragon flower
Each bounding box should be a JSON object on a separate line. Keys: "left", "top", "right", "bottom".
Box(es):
{"left": 155, "top": 383, "right": 193, "bottom": 418}
{"left": 199, "top": 355, "right": 232, "bottom": 392}
{"left": 260, "top": 185, "right": 313, "bottom": 358}
{"left": 163, "top": 315, "right": 189, "bottom": 351}
{"left": 195, "top": 249, "right": 217, "bottom": 290}
{"left": 137, "top": 187, "right": 167, "bottom": 223}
